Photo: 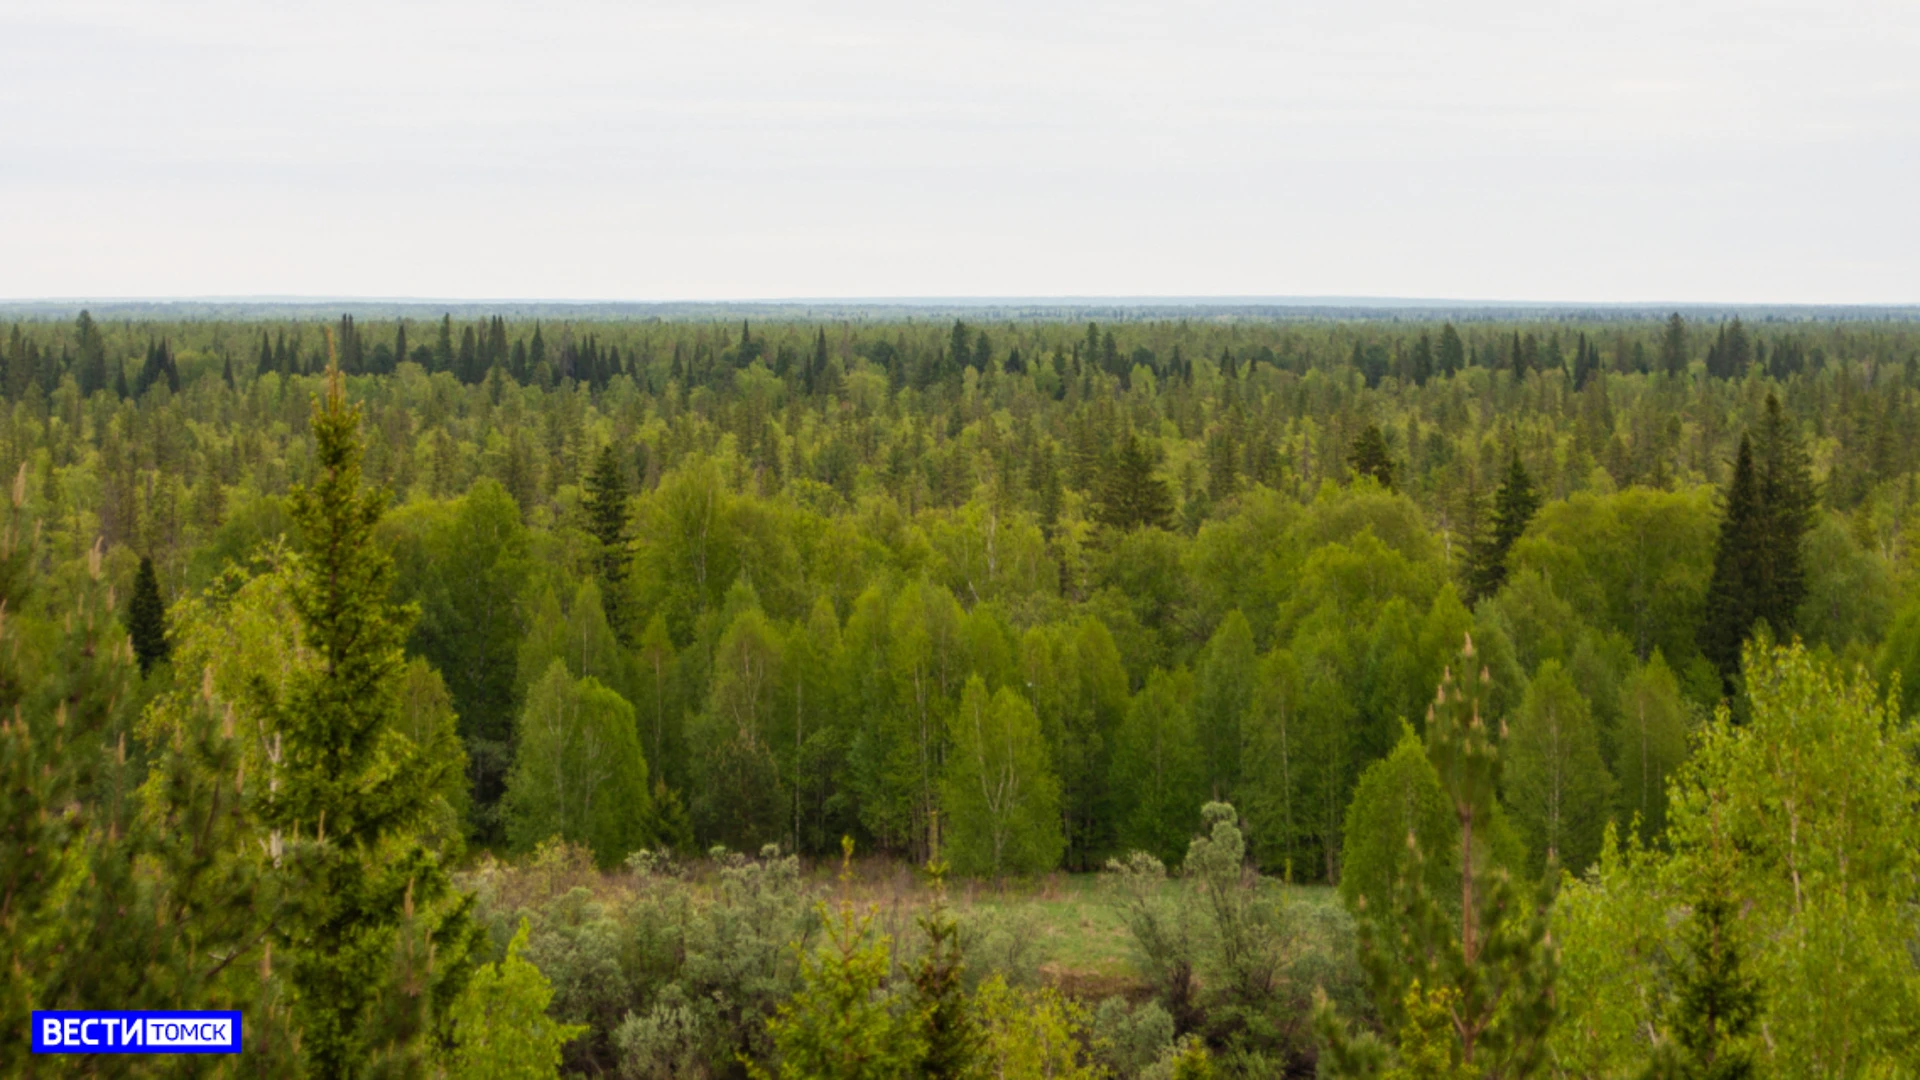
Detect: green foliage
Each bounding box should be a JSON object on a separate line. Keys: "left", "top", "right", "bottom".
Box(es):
{"left": 1504, "top": 660, "right": 1615, "bottom": 874}
{"left": 1666, "top": 641, "right": 1920, "bottom": 1076}
{"left": 1112, "top": 669, "right": 1206, "bottom": 864}
{"left": 14, "top": 308, "right": 1920, "bottom": 1076}
{"left": 505, "top": 660, "right": 653, "bottom": 866}
{"left": 761, "top": 841, "right": 924, "bottom": 1080}
{"left": 1613, "top": 651, "right": 1690, "bottom": 839}
{"left": 1098, "top": 432, "right": 1175, "bottom": 532}
{"left": 448, "top": 918, "right": 587, "bottom": 1080}
{"left": 942, "top": 676, "right": 1065, "bottom": 878}
{"left": 388, "top": 477, "right": 531, "bottom": 838}
{"left": 972, "top": 974, "right": 1108, "bottom": 1080}
{"left": 1339, "top": 724, "right": 1456, "bottom": 926}
{"left": 1349, "top": 424, "right": 1395, "bottom": 490}
{"left": 1549, "top": 823, "right": 1672, "bottom": 1076}
{"left": 1193, "top": 610, "right": 1256, "bottom": 801}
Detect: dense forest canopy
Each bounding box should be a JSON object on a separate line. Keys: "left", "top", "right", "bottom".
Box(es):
{"left": 9, "top": 305, "right": 1920, "bottom": 1077}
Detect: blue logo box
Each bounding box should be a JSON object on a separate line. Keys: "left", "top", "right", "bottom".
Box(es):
{"left": 32, "top": 1011, "right": 242, "bottom": 1054}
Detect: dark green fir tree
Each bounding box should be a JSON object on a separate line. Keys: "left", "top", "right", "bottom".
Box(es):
{"left": 1349, "top": 423, "right": 1395, "bottom": 490}
{"left": 1699, "top": 436, "right": 1769, "bottom": 689}
{"left": 1699, "top": 403, "right": 1813, "bottom": 693}
{"left": 1646, "top": 860, "right": 1761, "bottom": 1080}
{"left": 127, "top": 554, "right": 171, "bottom": 675}
{"left": 1466, "top": 451, "right": 1542, "bottom": 604}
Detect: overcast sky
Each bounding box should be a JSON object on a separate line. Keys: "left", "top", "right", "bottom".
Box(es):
{"left": 1, "top": 0, "right": 1914, "bottom": 303}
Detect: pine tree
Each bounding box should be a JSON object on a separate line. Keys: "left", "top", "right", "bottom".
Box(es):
{"left": 1466, "top": 451, "right": 1542, "bottom": 604}
{"left": 1317, "top": 633, "right": 1557, "bottom": 1077}
{"left": 1096, "top": 433, "right": 1174, "bottom": 531}
{"left": 264, "top": 353, "right": 477, "bottom": 1076}
{"left": 1349, "top": 423, "right": 1395, "bottom": 490}
{"left": 126, "top": 554, "right": 171, "bottom": 675}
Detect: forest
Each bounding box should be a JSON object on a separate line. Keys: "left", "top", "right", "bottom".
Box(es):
{"left": 7, "top": 305, "right": 1920, "bottom": 1077}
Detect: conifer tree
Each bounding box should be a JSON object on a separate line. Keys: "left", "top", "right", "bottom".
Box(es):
{"left": 1349, "top": 423, "right": 1395, "bottom": 490}
{"left": 127, "top": 553, "right": 171, "bottom": 675}
{"left": 1661, "top": 314, "right": 1689, "bottom": 377}
{"left": 1437, "top": 322, "right": 1465, "bottom": 377}
{"left": 1466, "top": 450, "right": 1542, "bottom": 603}
{"left": 913, "top": 827, "right": 981, "bottom": 1080}
{"left": 263, "top": 354, "right": 478, "bottom": 1076}
{"left": 1317, "top": 633, "right": 1557, "bottom": 1078}
{"left": 1751, "top": 393, "right": 1814, "bottom": 630}
{"left": 583, "top": 443, "right": 632, "bottom": 636}
{"left": 74, "top": 309, "right": 108, "bottom": 395}
{"left": 1645, "top": 858, "right": 1761, "bottom": 1080}
{"left": 759, "top": 838, "right": 922, "bottom": 1080}
{"left": 434, "top": 314, "right": 455, "bottom": 373}
{"left": 1097, "top": 433, "right": 1174, "bottom": 531}
{"left": 1699, "top": 434, "right": 1787, "bottom": 691}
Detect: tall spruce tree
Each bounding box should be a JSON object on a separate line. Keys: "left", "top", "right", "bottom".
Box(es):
{"left": 1752, "top": 393, "right": 1814, "bottom": 630}
{"left": 1349, "top": 423, "right": 1395, "bottom": 489}
{"left": 74, "top": 309, "right": 108, "bottom": 395}
{"left": 127, "top": 554, "right": 171, "bottom": 675}
{"left": 583, "top": 443, "right": 632, "bottom": 636}
{"left": 1700, "top": 437, "right": 1767, "bottom": 689}
{"left": 1466, "top": 451, "right": 1542, "bottom": 604}
{"left": 1661, "top": 314, "right": 1689, "bottom": 377}
{"left": 263, "top": 354, "right": 478, "bottom": 1076}
{"left": 1096, "top": 433, "right": 1174, "bottom": 531}
{"left": 1699, "top": 404, "right": 1812, "bottom": 693}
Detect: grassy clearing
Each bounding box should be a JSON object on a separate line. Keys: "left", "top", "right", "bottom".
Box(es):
{"left": 816, "top": 859, "right": 1346, "bottom": 997}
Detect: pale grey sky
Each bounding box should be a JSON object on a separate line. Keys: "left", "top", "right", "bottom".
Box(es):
{"left": 1, "top": 0, "right": 1914, "bottom": 303}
